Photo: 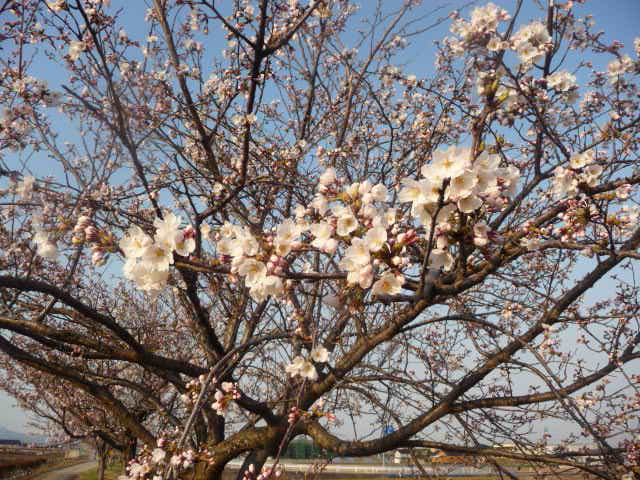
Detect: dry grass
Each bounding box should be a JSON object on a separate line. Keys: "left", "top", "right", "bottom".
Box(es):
{"left": 0, "top": 453, "right": 48, "bottom": 477}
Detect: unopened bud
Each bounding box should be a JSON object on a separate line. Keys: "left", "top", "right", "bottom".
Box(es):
{"left": 74, "top": 215, "right": 91, "bottom": 233}
{"left": 84, "top": 226, "right": 99, "bottom": 242}
{"left": 183, "top": 225, "right": 196, "bottom": 239}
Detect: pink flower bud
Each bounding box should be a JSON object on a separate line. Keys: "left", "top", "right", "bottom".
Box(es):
{"left": 85, "top": 226, "right": 99, "bottom": 242}
{"left": 183, "top": 225, "right": 196, "bottom": 239}
{"left": 74, "top": 215, "right": 91, "bottom": 233}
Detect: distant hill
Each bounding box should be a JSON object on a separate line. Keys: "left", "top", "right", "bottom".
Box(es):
{"left": 0, "top": 425, "right": 48, "bottom": 444}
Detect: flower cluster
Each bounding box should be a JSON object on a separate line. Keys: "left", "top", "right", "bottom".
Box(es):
{"left": 120, "top": 213, "right": 196, "bottom": 294}
{"left": 287, "top": 398, "right": 336, "bottom": 426}
{"left": 552, "top": 150, "right": 602, "bottom": 198}
{"left": 624, "top": 436, "right": 640, "bottom": 468}
{"left": 242, "top": 463, "right": 282, "bottom": 480}
{"left": 313, "top": 171, "right": 401, "bottom": 290}
{"left": 449, "top": 4, "right": 553, "bottom": 70}
{"left": 33, "top": 228, "right": 59, "bottom": 260}
{"left": 217, "top": 222, "right": 286, "bottom": 302}
{"left": 608, "top": 55, "right": 635, "bottom": 82}
{"left": 121, "top": 440, "right": 175, "bottom": 480}
{"left": 546, "top": 70, "right": 576, "bottom": 93}
{"left": 511, "top": 20, "right": 551, "bottom": 65}
{"left": 574, "top": 391, "right": 602, "bottom": 410}
{"left": 68, "top": 40, "right": 85, "bottom": 61}
{"left": 545, "top": 70, "right": 579, "bottom": 104}
{"left": 449, "top": 3, "right": 510, "bottom": 55}
{"left": 399, "top": 145, "right": 518, "bottom": 269}
{"left": 212, "top": 382, "right": 240, "bottom": 416}
{"left": 120, "top": 146, "right": 518, "bottom": 299}
{"left": 538, "top": 322, "right": 560, "bottom": 354}
{"left": 30, "top": 200, "right": 59, "bottom": 261}
{"left": 72, "top": 215, "right": 105, "bottom": 266}
{"left": 14, "top": 177, "right": 57, "bottom": 261}
{"left": 180, "top": 375, "right": 209, "bottom": 406}
{"left": 285, "top": 346, "right": 329, "bottom": 381}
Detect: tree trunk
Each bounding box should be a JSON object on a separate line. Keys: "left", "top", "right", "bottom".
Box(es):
{"left": 122, "top": 435, "right": 137, "bottom": 466}
{"left": 97, "top": 453, "right": 106, "bottom": 480}
{"left": 94, "top": 438, "right": 108, "bottom": 480}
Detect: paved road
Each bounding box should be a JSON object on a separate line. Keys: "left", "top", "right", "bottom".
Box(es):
{"left": 34, "top": 461, "right": 97, "bottom": 480}
{"left": 227, "top": 459, "right": 517, "bottom": 476}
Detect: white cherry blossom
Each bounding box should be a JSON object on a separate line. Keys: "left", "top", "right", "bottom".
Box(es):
{"left": 237, "top": 258, "right": 267, "bottom": 287}
{"left": 15, "top": 175, "right": 35, "bottom": 200}
{"left": 120, "top": 226, "right": 153, "bottom": 259}
{"left": 310, "top": 346, "right": 329, "bottom": 363}
{"left": 364, "top": 226, "right": 387, "bottom": 252}
{"left": 370, "top": 183, "right": 388, "bottom": 202}
{"left": 318, "top": 167, "right": 336, "bottom": 187}
{"left": 34, "top": 230, "right": 59, "bottom": 260}
{"left": 371, "top": 272, "right": 404, "bottom": 296}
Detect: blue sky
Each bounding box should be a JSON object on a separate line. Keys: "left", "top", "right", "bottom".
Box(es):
{"left": 1, "top": 0, "right": 639, "bottom": 437}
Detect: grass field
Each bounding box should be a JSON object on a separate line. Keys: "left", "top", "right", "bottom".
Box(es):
{"left": 0, "top": 453, "right": 49, "bottom": 478}
{"left": 78, "top": 461, "right": 123, "bottom": 480}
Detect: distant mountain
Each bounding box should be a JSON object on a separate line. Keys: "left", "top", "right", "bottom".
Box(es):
{"left": 0, "top": 425, "right": 48, "bottom": 444}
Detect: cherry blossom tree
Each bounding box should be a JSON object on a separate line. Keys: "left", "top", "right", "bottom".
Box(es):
{"left": 1, "top": 1, "right": 640, "bottom": 479}
{"left": 1, "top": 339, "right": 178, "bottom": 479}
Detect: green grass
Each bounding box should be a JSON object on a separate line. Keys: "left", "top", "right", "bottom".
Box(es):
{"left": 78, "top": 461, "right": 123, "bottom": 480}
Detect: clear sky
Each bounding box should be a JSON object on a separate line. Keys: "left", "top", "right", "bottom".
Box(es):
{"left": 1, "top": 0, "right": 639, "bottom": 436}
{"left": 0, "top": 390, "right": 32, "bottom": 433}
